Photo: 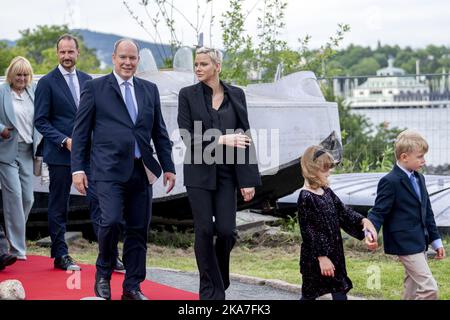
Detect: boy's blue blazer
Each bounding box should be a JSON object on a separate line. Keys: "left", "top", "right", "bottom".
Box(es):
{"left": 368, "top": 164, "right": 441, "bottom": 255}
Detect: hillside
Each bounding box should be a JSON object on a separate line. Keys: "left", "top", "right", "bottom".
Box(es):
{"left": 1, "top": 29, "right": 172, "bottom": 68}
{"left": 74, "top": 29, "right": 172, "bottom": 67}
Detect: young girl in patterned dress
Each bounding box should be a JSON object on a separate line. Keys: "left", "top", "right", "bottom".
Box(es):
{"left": 297, "top": 145, "right": 377, "bottom": 300}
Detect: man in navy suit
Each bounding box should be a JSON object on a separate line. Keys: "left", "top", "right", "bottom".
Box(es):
{"left": 34, "top": 34, "right": 92, "bottom": 271}
{"left": 71, "top": 39, "right": 176, "bottom": 300}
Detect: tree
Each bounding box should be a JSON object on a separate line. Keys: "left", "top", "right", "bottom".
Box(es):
{"left": 123, "top": 0, "right": 214, "bottom": 67}
{"left": 0, "top": 42, "right": 27, "bottom": 76}
{"left": 256, "top": 0, "right": 288, "bottom": 82}
{"left": 15, "top": 25, "right": 103, "bottom": 74}
{"left": 332, "top": 93, "right": 402, "bottom": 173}
{"left": 220, "top": 0, "right": 254, "bottom": 84}
{"left": 349, "top": 57, "right": 380, "bottom": 76}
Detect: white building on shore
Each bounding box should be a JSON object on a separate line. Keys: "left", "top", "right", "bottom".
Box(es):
{"left": 345, "top": 58, "right": 436, "bottom": 109}
{"left": 345, "top": 58, "right": 450, "bottom": 166}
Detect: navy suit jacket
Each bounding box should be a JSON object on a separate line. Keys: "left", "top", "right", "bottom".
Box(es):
{"left": 368, "top": 164, "right": 441, "bottom": 255}
{"left": 71, "top": 73, "right": 175, "bottom": 183}
{"left": 34, "top": 67, "right": 92, "bottom": 165}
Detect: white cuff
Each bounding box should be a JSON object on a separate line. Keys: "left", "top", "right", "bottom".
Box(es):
{"left": 61, "top": 137, "right": 68, "bottom": 148}
{"left": 431, "top": 238, "right": 443, "bottom": 250}
{"left": 72, "top": 170, "right": 85, "bottom": 176}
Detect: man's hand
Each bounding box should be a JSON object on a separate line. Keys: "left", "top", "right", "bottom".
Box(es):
{"left": 1, "top": 127, "right": 14, "bottom": 139}
{"left": 240, "top": 187, "right": 255, "bottom": 202}
{"left": 435, "top": 247, "right": 446, "bottom": 260}
{"left": 163, "top": 172, "right": 176, "bottom": 194}
{"left": 65, "top": 138, "right": 72, "bottom": 152}
{"left": 318, "top": 256, "right": 335, "bottom": 277}
{"left": 72, "top": 172, "right": 88, "bottom": 195}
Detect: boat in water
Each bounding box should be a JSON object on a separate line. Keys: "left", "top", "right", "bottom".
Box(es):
{"left": 0, "top": 47, "right": 342, "bottom": 230}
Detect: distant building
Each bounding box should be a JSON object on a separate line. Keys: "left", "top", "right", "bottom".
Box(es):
{"left": 345, "top": 58, "right": 441, "bottom": 109}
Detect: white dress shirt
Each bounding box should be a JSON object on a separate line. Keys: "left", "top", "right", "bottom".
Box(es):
{"left": 58, "top": 64, "right": 80, "bottom": 102}
{"left": 396, "top": 161, "right": 443, "bottom": 250}
{"left": 112, "top": 70, "right": 138, "bottom": 114}
{"left": 11, "top": 89, "right": 34, "bottom": 144}
{"left": 72, "top": 72, "right": 158, "bottom": 184}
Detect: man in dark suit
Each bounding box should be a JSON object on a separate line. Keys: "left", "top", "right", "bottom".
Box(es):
{"left": 71, "top": 39, "right": 176, "bottom": 300}
{"left": 34, "top": 34, "right": 92, "bottom": 271}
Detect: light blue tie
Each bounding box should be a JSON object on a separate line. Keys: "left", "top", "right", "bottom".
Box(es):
{"left": 409, "top": 173, "right": 421, "bottom": 199}
{"left": 123, "top": 81, "right": 141, "bottom": 159}
{"left": 67, "top": 73, "right": 79, "bottom": 107}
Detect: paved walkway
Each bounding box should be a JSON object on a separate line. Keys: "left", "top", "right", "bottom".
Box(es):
{"left": 146, "top": 268, "right": 300, "bottom": 300}
{"left": 146, "top": 268, "right": 366, "bottom": 300}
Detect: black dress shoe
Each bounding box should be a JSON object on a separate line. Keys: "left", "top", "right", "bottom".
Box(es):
{"left": 94, "top": 277, "right": 111, "bottom": 300}
{"left": 114, "top": 257, "right": 125, "bottom": 271}
{"left": 54, "top": 255, "right": 81, "bottom": 271}
{"left": 0, "top": 254, "right": 17, "bottom": 271}
{"left": 121, "top": 290, "right": 149, "bottom": 300}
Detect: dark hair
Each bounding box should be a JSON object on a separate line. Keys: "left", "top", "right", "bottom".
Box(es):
{"left": 56, "top": 34, "right": 79, "bottom": 50}
{"left": 113, "top": 38, "right": 140, "bottom": 54}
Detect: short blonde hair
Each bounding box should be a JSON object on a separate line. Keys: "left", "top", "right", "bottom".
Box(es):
{"left": 5, "top": 56, "right": 33, "bottom": 87}
{"left": 196, "top": 47, "right": 223, "bottom": 65}
{"left": 301, "top": 145, "right": 335, "bottom": 189}
{"left": 394, "top": 129, "right": 429, "bottom": 159}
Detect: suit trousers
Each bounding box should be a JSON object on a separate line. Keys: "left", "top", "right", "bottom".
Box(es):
{"left": 0, "top": 225, "right": 9, "bottom": 254}
{"left": 398, "top": 252, "right": 439, "bottom": 300}
{"left": 0, "top": 142, "right": 34, "bottom": 256}
{"left": 187, "top": 169, "right": 238, "bottom": 300}
{"left": 85, "top": 164, "right": 120, "bottom": 259}
{"left": 47, "top": 164, "right": 72, "bottom": 258}
{"left": 95, "top": 160, "right": 152, "bottom": 291}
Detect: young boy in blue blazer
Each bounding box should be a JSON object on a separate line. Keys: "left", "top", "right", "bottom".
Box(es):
{"left": 368, "top": 130, "right": 445, "bottom": 300}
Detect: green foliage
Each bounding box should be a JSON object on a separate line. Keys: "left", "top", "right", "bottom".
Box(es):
{"left": 296, "top": 23, "right": 351, "bottom": 77}
{"left": 148, "top": 227, "right": 195, "bottom": 248}
{"left": 220, "top": 1, "right": 349, "bottom": 84}
{"left": 220, "top": 0, "right": 254, "bottom": 85}
{"left": 348, "top": 57, "right": 380, "bottom": 76}
{"left": 17, "top": 25, "right": 70, "bottom": 65}
{"left": 330, "top": 43, "right": 450, "bottom": 76}
{"left": 2, "top": 25, "right": 104, "bottom": 75}
{"left": 0, "top": 42, "right": 27, "bottom": 76}
{"left": 280, "top": 214, "right": 300, "bottom": 234}
{"left": 333, "top": 95, "right": 402, "bottom": 173}
{"left": 256, "top": 0, "right": 288, "bottom": 82}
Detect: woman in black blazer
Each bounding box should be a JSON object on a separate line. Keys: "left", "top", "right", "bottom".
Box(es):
{"left": 178, "top": 47, "right": 261, "bottom": 300}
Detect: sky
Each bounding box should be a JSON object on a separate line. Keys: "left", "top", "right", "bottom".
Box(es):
{"left": 1, "top": 0, "right": 449, "bottom": 50}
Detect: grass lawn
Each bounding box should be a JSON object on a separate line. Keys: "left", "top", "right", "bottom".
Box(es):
{"left": 26, "top": 234, "right": 450, "bottom": 300}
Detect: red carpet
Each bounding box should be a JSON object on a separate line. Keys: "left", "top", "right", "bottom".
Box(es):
{"left": 0, "top": 255, "right": 198, "bottom": 300}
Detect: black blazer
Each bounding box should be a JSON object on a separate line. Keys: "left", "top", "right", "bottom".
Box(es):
{"left": 177, "top": 81, "right": 261, "bottom": 190}
{"left": 368, "top": 164, "right": 441, "bottom": 255}
{"left": 34, "top": 67, "right": 92, "bottom": 165}
{"left": 71, "top": 73, "right": 175, "bottom": 182}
